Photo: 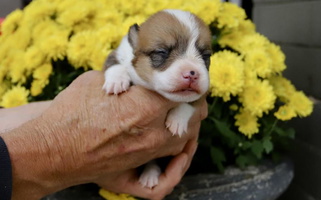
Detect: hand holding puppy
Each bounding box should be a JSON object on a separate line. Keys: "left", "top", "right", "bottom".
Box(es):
{"left": 1, "top": 71, "right": 207, "bottom": 200}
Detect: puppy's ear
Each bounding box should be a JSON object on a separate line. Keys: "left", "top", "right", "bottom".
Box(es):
{"left": 128, "top": 24, "right": 139, "bottom": 49}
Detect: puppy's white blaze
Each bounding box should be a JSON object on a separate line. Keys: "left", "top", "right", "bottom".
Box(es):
{"left": 164, "top": 9, "right": 199, "bottom": 39}
{"left": 164, "top": 10, "right": 202, "bottom": 66}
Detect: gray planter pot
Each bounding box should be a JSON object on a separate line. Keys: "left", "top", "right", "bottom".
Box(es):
{"left": 43, "top": 160, "right": 293, "bottom": 200}
{"left": 165, "top": 159, "right": 294, "bottom": 200}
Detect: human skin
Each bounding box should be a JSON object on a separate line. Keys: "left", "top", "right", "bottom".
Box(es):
{"left": 0, "top": 71, "right": 207, "bottom": 200}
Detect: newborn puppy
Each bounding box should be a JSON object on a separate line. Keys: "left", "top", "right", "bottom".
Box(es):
{"left": 103, "top": 9, "right": 211, "bottom": 188}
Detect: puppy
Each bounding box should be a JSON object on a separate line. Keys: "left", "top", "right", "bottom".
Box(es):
{"left": 102, "top": 9, "right": 212, "bottom": 188}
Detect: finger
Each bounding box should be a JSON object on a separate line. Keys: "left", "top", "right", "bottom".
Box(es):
{"left": 190, "top": 97, "right": 208, "bottom": 122}
{"left": 128, "top": 85, "right": 178, "bottom": 111}
{"left": 149, "top": 140, "right": 198, "bottom": 199}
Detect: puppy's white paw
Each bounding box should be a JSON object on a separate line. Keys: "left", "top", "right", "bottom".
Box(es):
{"left": 139, "top": 161, "right": 161, "bottom": 189}
{"left": 103, "top": 64, "right": 130, "bottom": 94}
{"left": 165, "top": 103, "right": 195, "bottom": 137}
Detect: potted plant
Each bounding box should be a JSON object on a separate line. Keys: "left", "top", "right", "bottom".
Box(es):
{"left": 0, "top": 0, "right": 313, "bottom": 199}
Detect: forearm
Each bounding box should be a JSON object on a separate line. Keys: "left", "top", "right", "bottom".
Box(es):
{"left": 0, "top": 117, "right": 77, "bottom": 200}
{"left": 0, "top": 101, "right": 51, "bottom": 133}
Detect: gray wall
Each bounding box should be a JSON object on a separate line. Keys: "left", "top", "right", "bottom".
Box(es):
{"left": 0, "top": 0, "right": 21, "bottom": 17}
{"left": 253, "top": 0, "right": 321, "bottom": 200}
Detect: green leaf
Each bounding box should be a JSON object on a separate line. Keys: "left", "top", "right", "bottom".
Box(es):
{"left": 210, "top": 146, "right": 226, "bottom": 172}
{"left": 263, "top": 138, "right": 274, "bottom": 154}
{"left": 209, "top": 117, "right": 240, "bottom": 146}
{"left": 251, "top": 140, "right": 264, "bottom": 159}
{"left": 236, "top": 154, "right": 257, "bottom": 169}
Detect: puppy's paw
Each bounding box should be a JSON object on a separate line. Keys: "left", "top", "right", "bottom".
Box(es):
{"left": 166, "top": 114, "right": 188, "bottom": 137}
{"left": 139, "top": 161, "right": 161, "bottom": 189}
{"left": 103, "top": 64, "right": 130, "bottom": 94}
{"left": 165, "top": 103, "right": 195, "bottom": 137}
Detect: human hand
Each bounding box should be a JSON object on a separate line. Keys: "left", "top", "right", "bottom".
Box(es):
{"left": 2, "top": 70, "right": 207, "bottom": 200}
{"left": 96, "top": 95, "right": 207, "bottom": 200}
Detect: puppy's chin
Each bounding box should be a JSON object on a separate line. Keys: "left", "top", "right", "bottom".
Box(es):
{"left": 159, "top": 90, "right": 203, "bottom": 103}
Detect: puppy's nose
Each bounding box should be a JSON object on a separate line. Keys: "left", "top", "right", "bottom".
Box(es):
{"left": 182, "top": 71, "right": 198, "bottom": 81}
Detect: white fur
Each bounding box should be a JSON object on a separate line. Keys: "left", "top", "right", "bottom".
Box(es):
{"left": 103, "top": 64, "right": 131, "bottom": 94}
{"left": 139, "top": 161, "right": 161, "bottom": 188}
{"left": 166, "top": 103, "right": 195, "bottom": 137}
{"left": 103, "top": 10, "right": 209, "bottom": 189}
{"left": 103, "top": 36, "right": 151, "bottom": 94}
{"left": 153, "top": 58, "right": 209, "bottom": 103}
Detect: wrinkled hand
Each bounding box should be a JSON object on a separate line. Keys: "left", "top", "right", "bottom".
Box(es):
{"left": 2, "top": 71, "right": 207, "bottom": 200}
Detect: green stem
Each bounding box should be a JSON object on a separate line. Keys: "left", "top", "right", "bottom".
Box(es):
{"left": 267, "top": 118, "right": 279, "bottom": 136}
{"left": 209, "top": 97, "right": 218, "bottom": 115}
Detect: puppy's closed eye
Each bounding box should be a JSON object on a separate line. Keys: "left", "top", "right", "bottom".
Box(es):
{"left": 149, "top": 48, "right": 171, "bottom": 68}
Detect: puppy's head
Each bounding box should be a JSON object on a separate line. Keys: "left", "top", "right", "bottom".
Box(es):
{"left": 130, "top": 10, "right": 211, "bottom": 102}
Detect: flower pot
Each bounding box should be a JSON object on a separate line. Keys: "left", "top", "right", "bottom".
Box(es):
{"left": 165, "top": 159, "right": 293, "bottom": 200}
{"left": 42, "top": 159, "right": 293, "bottom": 200}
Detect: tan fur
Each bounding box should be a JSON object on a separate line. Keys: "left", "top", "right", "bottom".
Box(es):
{"left": 133, "top": 11, "right": 191, "bottom": 82}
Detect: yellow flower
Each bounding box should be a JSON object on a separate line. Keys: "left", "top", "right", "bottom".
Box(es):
{"left": 244, "top": 49, "right": 272, "bottom": 78}
{"left": 209, "top": 50, "right": 244, "bottom": 101}
{"left": 99, "top": 189, "right": 137, "bottom": 200}
{"left": 266, "top": 42, "right": 286, "bottom": 74}
{"left": 24, "top": 46, "right": 45, "bottom": 70}
{"left": 289, "top": 91, "right": 313, "bottom": 117}
{"left": 0, "top": 80, "right": 10, "bottom": 99}
{"left": 0, "top": 85, "right": 29, "bottom": 108}
{"left": 30, "top": 79, "right": 49, "bottom": 96}
{"left": 6, "top": 50, "right": 27, "bottom": 83}
{"left": 1, "top": 9, "right": 23, "bottom": 36}
{"left": 268, "top": 75, "right": 296, "bottom": 103}
{"left": 23, "top": 1, "right": 57, "bottom": 23}
{"left": 219, "top": 19, "right": 256, "bottom": 49}
{"left": 38, "top": 29, "right": 70, "bottom": 61}
{"left": 33, "top": 63, "right": 52, "bottom": 80}
{"left": 57, "top": 0, "right": 100, "bottom": 32}
{"left": 67, "top": 31, "right": 95, "bottom": 69}
{"left": 182, "top": 0, "right": 220, "bottom": 25}
{"left": 274, "top": 105, "right": 297, "bottom": 121}
{"left": 235, "top": 109, "right": 260, "bottom": 138}
{"left": 240, "top": 79, "right": 276, "bottom": 117}
{"left": 217, "top": 2, "right": 246, "bottom": 29}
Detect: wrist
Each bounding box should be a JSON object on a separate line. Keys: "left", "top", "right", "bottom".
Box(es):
{"left": 1, "top": 117, "right": 75, "bottom": 199}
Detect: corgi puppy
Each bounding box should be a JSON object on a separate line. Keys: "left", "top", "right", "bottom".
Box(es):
{"left": 102, "top": 9, "right": 211, "bottom": 189}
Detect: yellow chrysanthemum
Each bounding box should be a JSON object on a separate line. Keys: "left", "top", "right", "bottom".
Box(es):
{"left": 219, "top": 19, "right": 256, "bottom": 49}
{"left": 209, "top": 50, "right": 244, "bottom": 101}
{"left": 235, "top": 109, "right": 260, "bottom": 138}
{"left": 289, "top": 91, "right": 313, "bottom": 117}
{"left": 236, "top": 33, "right": 269, "bottom": 55}
{"left": 274, "top": 104, "right": 297, "bottom": 121}
{"left": 240, "top": 79, "right": 276, "bottom": 117}
{"left": 67, "top": 31, "right": 95, "bottom": 69}
{"left": 268, "top": 75, "right": 296, "bottom": 103}
{"left": 30, "top": 79, "right": 48, "bottom": 96}
{"left": 38, "top": 29, "right": 70, "bottom": 61}
{"left": 266, "top": 42, "right": 286, "bottom": 74}
{"left": 99, "top": 189, "right": 137, "bottom": 200}
{"left": 33, "top": 63, "right": 52, "bottom": 80}
{"left": 217, "top": 2, "right": 246, "bottom": 29}
{"left": 23, "top": 1, "right": 57, "bottom": 23}
{"left": 24, "top": 46, "right": 45, "bottom": 70}
{"left": 6, "top": 50, "right": 27, "bottom": 83}
{"left": 0, "top": 80, "right": 10, "bottom": 98}
{"left": 182, "top": 0, "right": 220, "bottom": 25}
{"left": 1, "top": 9, "right": 23, "bottom": 35}
{"left": 244, "top": 49, "right": 272, "bottom": 78}
{"left": 0, "top": 85, "right": 29, "bottom": 108}
{"left": 57, "top": 1, "right": 100, "bottom": 33}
